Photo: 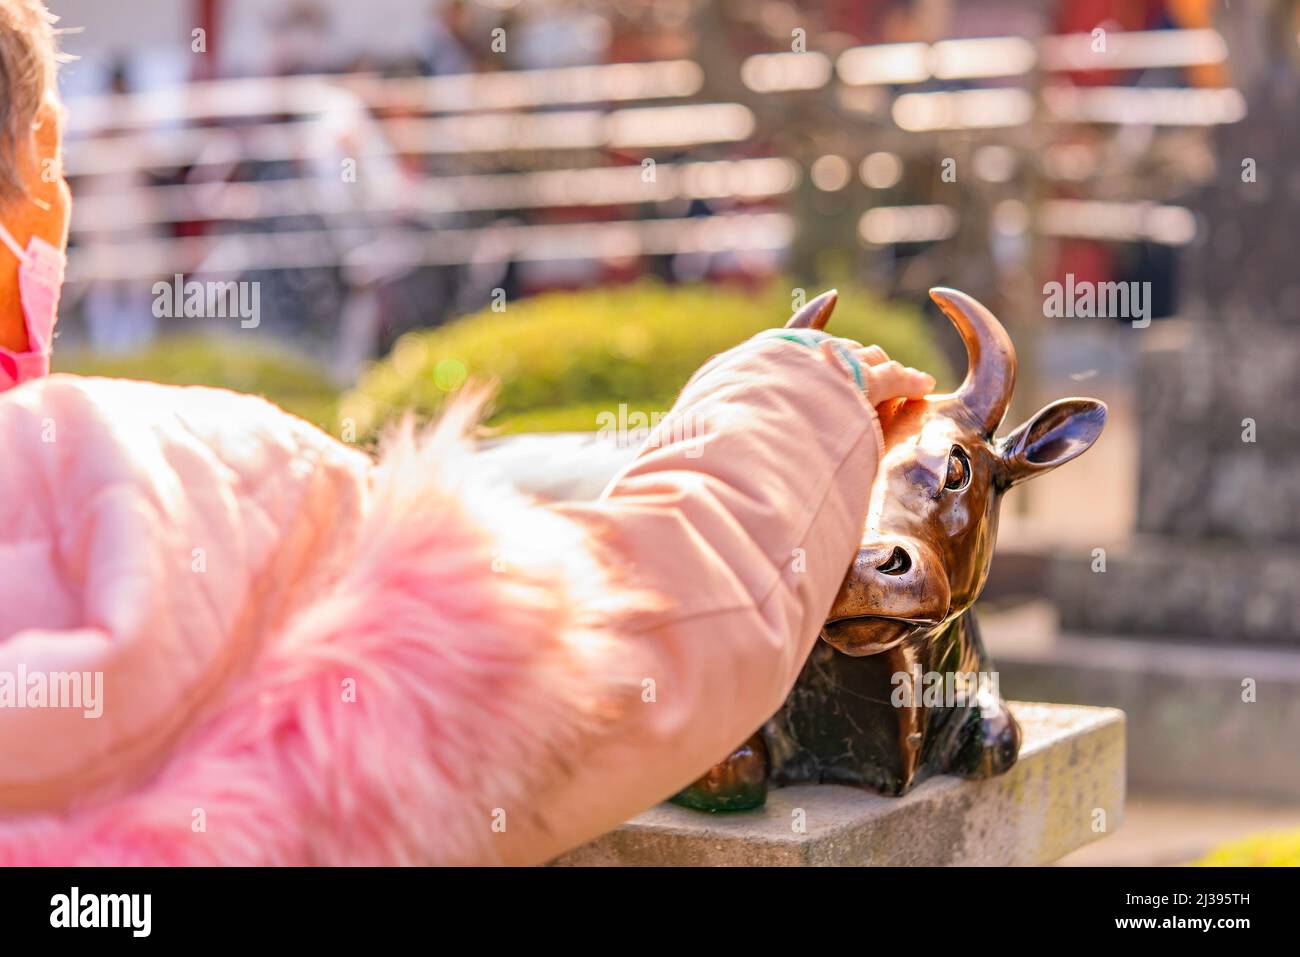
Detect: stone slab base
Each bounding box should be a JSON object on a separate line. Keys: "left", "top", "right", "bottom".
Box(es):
{"left": 552, "top": 702, "right": 1124, "bottom": 866}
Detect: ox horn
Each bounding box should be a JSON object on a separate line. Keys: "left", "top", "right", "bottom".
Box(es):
{"left": 785, "top": 289, "right": 838, "bottom": 330}
{"left": 929, "top": 287, "right": 1016, "bottom": 435}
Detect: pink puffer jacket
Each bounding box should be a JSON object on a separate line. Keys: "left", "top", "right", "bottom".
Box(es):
{"left": 0, "top": 334, "right": 879, "bottom": 865}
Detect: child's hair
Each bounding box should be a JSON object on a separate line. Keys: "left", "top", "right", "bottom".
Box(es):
{"left": 0, "top": 0, "right": 58, "bottom": 205}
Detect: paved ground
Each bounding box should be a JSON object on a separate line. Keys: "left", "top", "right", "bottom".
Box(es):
{"left": 1058, "top": 794, "right": 1300, "bottom": 866}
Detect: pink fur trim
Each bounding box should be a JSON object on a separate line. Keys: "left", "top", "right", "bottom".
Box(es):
{"left": 0, "top": 398, "right": 648, "bottom": 865}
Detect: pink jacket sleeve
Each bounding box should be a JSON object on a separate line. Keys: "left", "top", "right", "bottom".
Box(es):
{"left": 497, "top": 335, "right": 882, "bottom": 864}
{"left": 0, "top": 336, "right": 880, "bottom": 865}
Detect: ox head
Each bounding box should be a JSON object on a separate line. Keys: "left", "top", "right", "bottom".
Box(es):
{"left": 789, "top": 287, "right": 1107, "bottom": 656}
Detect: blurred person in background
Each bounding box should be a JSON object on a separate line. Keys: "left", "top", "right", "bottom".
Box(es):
{"left": 269, "top": 0, "right": 334, "bottom": 76}
{"left": 422, "top": 0, "right": 476, "bottom": 76}
{"left": 78, "top": 60, "right": 161, "bottom": 352}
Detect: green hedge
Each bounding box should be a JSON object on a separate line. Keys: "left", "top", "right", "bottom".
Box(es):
{"left": 53, "top": 336, "right": 341, "bottom": 431}
{"left": 342, "top": 280, "right": 950, "bottom": 436}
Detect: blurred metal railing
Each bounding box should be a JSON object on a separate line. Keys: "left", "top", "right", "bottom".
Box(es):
{"left": 66, "top": 60, "right": 707, "bottom": 132}
{"left": 58, "top": 27, "right": 1245, "bottom": 376}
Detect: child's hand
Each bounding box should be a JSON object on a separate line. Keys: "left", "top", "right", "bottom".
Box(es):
{"left": 775, "top": 288, "right": 935, "bottom": 412}
{"left": 759, "top": 328, "right": 935, "bottom": 408}
{"left": 833, "top": 340, "right": 935, "bottom": 410}
{"left": 764, "top": 327, "right": 935, "bottom": 411}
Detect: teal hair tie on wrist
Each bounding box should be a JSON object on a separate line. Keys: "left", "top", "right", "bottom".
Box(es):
{"left": 752, "top": 328, "right": 864, "bottom": 389}
{"left": 757, "top": 328, "right": 831, "bottom": 349}
{"left": 832, "top": 342, "right": 865, "bottom": 390}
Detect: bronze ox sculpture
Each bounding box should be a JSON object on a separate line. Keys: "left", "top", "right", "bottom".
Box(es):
{"left": 674, "top": 287, "right": 1107, "bottom": 811}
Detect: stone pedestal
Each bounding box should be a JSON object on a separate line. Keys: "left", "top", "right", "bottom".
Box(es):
{"left": 1053, "top": 320, "right": 1300, "bottom": 646}
{"left": 553, "top": 703, "right": 1124, "bottom": 866}
{"left": 1052, "top": 50, "right": 1300, "bottom": 646}
{"left": 986, "top": 603, "right": 1300, "bottom": 802}
{"left": 1133, "top": 323, "right": 1300, "bottom": 546}
{"left": 1015, "top": 46, "right": 1300, "bottom": 797}
{"left": 1051, "top": 533, "right": 1300, "bottom": 646}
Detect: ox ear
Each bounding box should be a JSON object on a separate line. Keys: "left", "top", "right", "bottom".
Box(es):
{"left": 999, "top": 398, "right": 1106, "bottom": 486}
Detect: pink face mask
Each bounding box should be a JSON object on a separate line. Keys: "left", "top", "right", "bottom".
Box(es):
{"left": 0, "top": 221, "right": 64, "bottom": 391}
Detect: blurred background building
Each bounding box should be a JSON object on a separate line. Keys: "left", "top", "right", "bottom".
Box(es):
{"left": 44, "top": 0, "right": 1300, "bottom": 864}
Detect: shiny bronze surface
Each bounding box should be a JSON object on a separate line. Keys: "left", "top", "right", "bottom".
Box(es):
{"left": 671, "top": 733, "right": 769, "bottom": 812}
{"left": 676, "top": 287, "right": 1106, "bottom": 810}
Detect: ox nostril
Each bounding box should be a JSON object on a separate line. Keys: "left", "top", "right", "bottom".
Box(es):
{"left": 876, "top": 546, "right": 912, "bottom": 576}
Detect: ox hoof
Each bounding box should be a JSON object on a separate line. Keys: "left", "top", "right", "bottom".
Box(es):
{"left": 670, "top": 733, "right": 769, "bottom": 812}
{"left": 955, "top": 702, "right": 1022, "bottom": 779}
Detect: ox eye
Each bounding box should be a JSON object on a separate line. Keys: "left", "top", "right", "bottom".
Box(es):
{"left": 944, "top": 447, "right": 971, "bottom": 491}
